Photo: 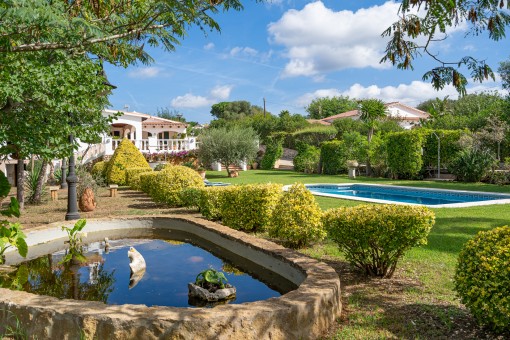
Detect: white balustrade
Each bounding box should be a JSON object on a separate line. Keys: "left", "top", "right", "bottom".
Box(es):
{"left": 110, "top": 138, "right": 196, "bottom": 154}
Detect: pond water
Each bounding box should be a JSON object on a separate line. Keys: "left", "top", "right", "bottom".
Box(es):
{"left": 0, "top": 230, "right": 295, "bottom": 308}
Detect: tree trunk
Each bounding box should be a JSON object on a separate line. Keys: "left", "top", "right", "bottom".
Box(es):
{"left": 32, "top": 160, "right": 48, "bottom": 204}
{"left": 16, "top": 158, "right": 25, "bottom": 210}
{"left": 224, "top": 163, "right": 231, "bottom": 177}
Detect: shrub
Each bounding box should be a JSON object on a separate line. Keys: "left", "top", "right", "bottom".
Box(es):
{"left": 197, "top": 186, "right": 233, "bottom": 220}
{"left": 106, "top": 138, "right": 151, "bottom": 185}
{"left": 367, "top": 133, "right": 388, "bottom": 177}
{"left": 422, "top": 129, "right": 467, "bottom": 170}
{"left": 386, "top": 130, "right": 425, "bottom": 179}
{"left": 260, "top": 135, "right": 284, "bottom": 170}
{"left": 268, "top": 183, "right": 325, "bottom": 248}
{"left": 126, "top": 167, "right": 153, "bottom": 190}
{"left": 454, "top": 226, "right": 510, "bottom": 332}
{"left": 150, "top": 165, "right": 205, "bottom": 207}
{"left": 139, "top": 172, "right": 158, "bottom": 197}
{"left": 320, "top": 140, "right": 348, "bottom": 174}
{"left": 286, "top": 125, "right": 337, "bottom": 148}
{"left": 293, "top": 144, "right": 320, "bottom": 173}
{"left": 448, "top": 148, "right": 496, "bottom": 182}
{"left": 179, "top": 187, "right": 203, "bottom": 211}
{"left": 323, "top": 204, "right": 435, "bottom": 278}
{"left": 220, "top": 183, "right": 282, "bottom": 232}
{"left": 91, "top": 161, "right": 108, "bottom": 182}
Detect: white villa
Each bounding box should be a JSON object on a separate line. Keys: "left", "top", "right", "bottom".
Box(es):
{"left": 78, "top": 109, "right": 198, "bottom": 164}
{"left": 1, "top": 109, "right": 198, "bottom": 186}
{"left": 319, "top": 102, "right": 430, "bottom": 129}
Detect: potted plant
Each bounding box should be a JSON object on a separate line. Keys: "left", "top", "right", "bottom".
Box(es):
{"left": 188, "top": 268, "right": 236, "bottom": 302}
{"left": 197, "top": 166, "right": 206, "bottom": 179}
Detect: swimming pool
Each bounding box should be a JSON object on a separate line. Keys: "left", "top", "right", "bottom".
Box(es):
{"left": 304, "top": 183, "right": 510, "bottom": 207}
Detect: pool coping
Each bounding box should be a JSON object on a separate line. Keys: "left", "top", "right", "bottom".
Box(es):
{"left": 0, "top": 215, "right": 341, "bottom": 339}
{"left": 297, "top": 183, "right": 510, "bottom": 208}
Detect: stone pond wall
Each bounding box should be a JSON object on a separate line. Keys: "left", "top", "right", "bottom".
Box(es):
{"left": 0, "top": 215, "right": 341, "bottom": 339}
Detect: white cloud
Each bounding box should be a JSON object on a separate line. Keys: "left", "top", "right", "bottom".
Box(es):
{"left": 268, "top": 1, "right": 468, "bottom": 79}
{"left": 229, "top": 46, "right": 259, "bottom": 57}
{"left": 171, "top": 94, "right": 211, "bottom": 108}
{"left": 171, "top": 85, "right": 234, "bottom": 108}
{"left": 127, "top": 67, "right": 162, "bottom": 78}
{"left": 296, "top": 80, "right": 507, "bottom": 108}
{"left": 209, "top": 85, "right": 233, "bottom": 100}
{"left": 204, "top": 42, "right": 215, "bottom": 50}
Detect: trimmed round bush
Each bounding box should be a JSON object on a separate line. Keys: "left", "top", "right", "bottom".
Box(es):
{"left": 220, "top": 183, "right": 282, "bottom": 232}
{"left": 150, "top": 165, "right": 205, "bottom": 207}
{"left": 323, "top": 204, "right": 435, "bottom": 278}
{"left": 268, "top": 182, "right": 325, "bottom": 248}
{"left": 106, "top": 138, "right": 151, "bottom": 185}
{"left": 126, "top": 167, "right": 153, "bottom": 190}
{"left": 454, "top": 226, "right": 510, "bottom": 332}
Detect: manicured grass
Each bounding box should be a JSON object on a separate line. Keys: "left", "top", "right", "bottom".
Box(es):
{"left": 206, "top": 169, "right": 510, "bottom": 338}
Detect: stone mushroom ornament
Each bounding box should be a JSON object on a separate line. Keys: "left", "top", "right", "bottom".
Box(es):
{"left": 128, "top": 247, "right": 146, "bottom": 289}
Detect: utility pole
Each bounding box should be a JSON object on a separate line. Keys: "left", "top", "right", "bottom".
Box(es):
{"left": 263, "top": 98, "right": 266, "bottom": 118}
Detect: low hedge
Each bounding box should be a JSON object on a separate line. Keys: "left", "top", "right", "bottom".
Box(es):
{"left": 323, "top": 204, "right": 435, "bottom": 278}
{"left": 268, "top": 183, "right": 325, "bottom": 248}
{"left": 139, "top": 172, "right": 158, "bottom": 197}
{"left": 454, "top": 226, "right": 510, "bottom": 332}
{"left": 320, "top": 140, "right": 348, "bottom": 175}
{"left": 220, "top": 183, "right": 282, "bottom": 232}
{"left": 150, "top": 165, "right": 205, "bottom": 207}
{"left": 197, "top": 186, "right": 234, "bottom": 221}
{"left": 126, "top": 167, "right": 153, "bottom": 190}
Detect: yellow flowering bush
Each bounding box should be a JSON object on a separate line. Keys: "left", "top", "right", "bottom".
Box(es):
{"left": 197, "top": 186, "right": 233, "bottom": 220}
{"left": 139, "top": 172, "right": 158, "bottom": 197}
{"left": 454, "top": 226, "right": 510, "bottom": 332}
{"left": 220, "top": 183, "right": 282, "bottom": 232}
{"left": 106, "top": 138, "right": 151, "bottom": 185}
{"left": 268, "top": 182, "right": 325, "bottom": 248}
{"left": 323, "top": 204, "right": 435, "bottom": 278}
{"left": 150, "top": 165, "right": 205, "bottom": 207}
{"left": 126, "top": 167, "right": 153, "bottom": 190}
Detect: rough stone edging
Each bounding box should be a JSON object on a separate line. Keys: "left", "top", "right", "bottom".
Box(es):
{"left": 0, "top": 215, "right": 341, "bottom": 339}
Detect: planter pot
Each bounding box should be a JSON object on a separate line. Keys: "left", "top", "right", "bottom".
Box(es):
{"left": 79, "top": 188, "right": 96, "bottom": 212}
{"left": 188, "top": 283, "right": 236, "bottom": 302}
{"left": 198, "top": 171, "right": 206, "bottom": 179}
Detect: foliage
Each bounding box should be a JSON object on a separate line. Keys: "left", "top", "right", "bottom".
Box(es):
{"left": 386, "top": 130, "right": 425, "bottom": 179}
{"left": 0, "top": 172, "right": 26, "bottom": 264}
{"left": 422, "top": 129, "right": 467, "bottom": 170}
{"left": 197, "top": 126, "right": 258, "bottom": 176}
{"left": 333, "top": 118, "right": 367, "bottom": 138}
{"left": 179, "top": 187, "right": 203, "bottom": 211}
{"left": 381, "top": 1, "right": 506, "bottom": 94}
{"left": 76, "top": 165, "right": 100, "bottom": 198}
{"left": 220, "top": 183, "right": 282, "bottom": 232}
{"left": 139, "top": 172, "right": 159, "bottom": 197}
{"left": 448, "top": 148, "right": 496, "bottom": 182}
{"left": 0, "top": 0, "right": 244, "bottom": 66}
{"left": 25, "top": 160, "right": 46, "bottom": 204}
{"left": 306, "top": 96, "right": 358, "bottom": 119}
{"left": 367, "top": 133, "right": 389, "bottom": 177}
{"left": 359, "top": 99, "right": 387, "bottom": 142}
{"left": 342, "top": 131, "right": 369, "bottom": 164}
{"left": 294, "top": 144, "right": 321, "bottom": 174}
{"left": 260, "top": 135, "right": 283, "bottom": 170}
{"left": 126, "top": 168, "right": 154, "bottom": 191}
{"left": 268, "top": 183, "right": 325, "bottom": 248}
{"left": 454, "top": 226, "right": 510, "bottom": 332}
{"left": 195, "top": 268, "right": 228, "bottom": 290}
{"left": 91, "top": 161, "right": 108, "bottom": 183}
{"left": 196, "top": 186, "right": 232, "bottom": 221}
{"left": 210, "top": 101, "right": 264, "bottom": 120}
{"left": 60, "top": 219, "right": 87, "bottom": 264}
{"left": 499, "top": 57, "right": 510, "bottom": 90}
{"left": 286, "top": 125, "right": 337, "bottom": 149}
{"left": 149, "top": 166, "right": 205, "bottom": 207}
{"left": 320, "top": 141, "right": 348, "bottom": 175}
{"left": 106, "top": 138, "right": 151, "bottom": 185}
{"left": 324, "top": 205, "right": 435, "bottom": 278}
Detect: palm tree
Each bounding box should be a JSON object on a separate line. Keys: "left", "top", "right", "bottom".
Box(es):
{"left": 358, "top": 99, "right": 387, "bottom": 175}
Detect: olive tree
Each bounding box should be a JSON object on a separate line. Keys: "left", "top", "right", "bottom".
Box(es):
{"left": 198, "top": 126, "right": 259, "bottom": 177}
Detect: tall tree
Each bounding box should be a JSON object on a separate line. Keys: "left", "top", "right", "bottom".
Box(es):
{"left": 210, "top": 101, "right": 264, "bottom": 120}
{"left": 306, "top": 96, "right": 358, "bottom": 120}
{"left": 382, "top": 0, "right": 509, "bottom": 94}
{"left": 498, "top": 56, "right": 510, "bottom": 90}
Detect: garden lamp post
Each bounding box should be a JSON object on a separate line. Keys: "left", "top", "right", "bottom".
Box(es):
{"left": 432, "top": 131, "right": 441, "bottom": 179}
{"left": 65, "top": 64, "right": 116, "bottom": 220}
{"left": 60, "top": 158, "right": 68, "bottom": 189}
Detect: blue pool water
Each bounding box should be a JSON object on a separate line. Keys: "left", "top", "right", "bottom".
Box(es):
{"left": 306, "top": 184, "right": 510, "bottom": 206}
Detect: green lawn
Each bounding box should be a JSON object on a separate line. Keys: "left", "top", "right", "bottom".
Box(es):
{"left": 206, "top": 169, "right": 510, "bottom": 338}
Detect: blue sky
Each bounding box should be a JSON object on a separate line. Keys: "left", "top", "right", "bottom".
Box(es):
{"left": 105, "top": 0, "right": 510, "bottom": 123}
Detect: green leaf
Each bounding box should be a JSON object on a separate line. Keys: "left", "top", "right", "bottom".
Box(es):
{"left": 15, "top": 237, "right": 28, "bottom": 258}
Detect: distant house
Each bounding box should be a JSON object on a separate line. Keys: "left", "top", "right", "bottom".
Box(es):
{"left": 319, "top": 102, "right": 429, "bottom": 129}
